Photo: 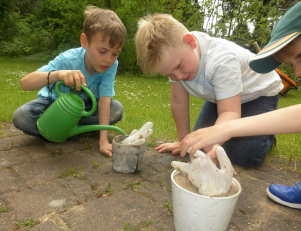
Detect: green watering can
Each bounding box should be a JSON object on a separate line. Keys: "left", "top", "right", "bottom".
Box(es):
{"left": 37, "top": 81, "right": 126, "bottom": 142}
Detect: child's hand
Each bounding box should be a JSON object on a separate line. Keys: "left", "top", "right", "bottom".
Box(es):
{"left": 57, "top": 70, "right": 87, "bottom": 90}
{"left": 99, "top": 139, "right": 113, "bottom": 157}
{"left": 155, "top": 142, "right": 181, "bottom": 155}
{"left": 180, "top": 124, "right": 230, "bottom": 157}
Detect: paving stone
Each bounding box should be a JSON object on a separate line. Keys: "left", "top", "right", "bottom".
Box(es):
{"left": 0, "top": 149, "right": 32, "bottom": 168}
{"left": 23, "top": 219, "right": 64, "bottom": 231}
{"left": 55, "top": 177, "right": 95, "bottom": 203}
{"left": 1, "top": 123, "right": 301, "bottom": 231}
{"left": 145, "top": 214, "right": 175, "bottom": 231}
{"left": 59, "top": 189, "right": 166, "bottom": 231}
{"left": 0, "top": 169, "right": 22, "bottom": 195}
{"left": 5, "top": 181, "right": 77, "bottom": 221}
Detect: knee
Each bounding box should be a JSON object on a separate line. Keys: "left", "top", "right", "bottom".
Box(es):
{"left": 226, "top": 135, "right": 274, "bottom": 167}
{"left": 13, "top": 106, "right": 25, "bottom": 129}
{"left": 12, "top": 105, "right": 39, "bottom": 136}
{"left": 110, "top": 100, "right": 123, "bottom": 125}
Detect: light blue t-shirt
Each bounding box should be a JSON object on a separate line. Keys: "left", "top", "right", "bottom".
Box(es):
{"left": 37, "top": 47, "right": 117, "bottom": 100}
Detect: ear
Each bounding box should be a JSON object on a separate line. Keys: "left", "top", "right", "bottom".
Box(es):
{"left": 80, "top": 33, "right": 88, "bottom": 49}
{"left": 183, "top": 34, "right": 197, "bottom": 49}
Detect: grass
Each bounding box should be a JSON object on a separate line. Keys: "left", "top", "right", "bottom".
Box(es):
{"left": 0, "top": 206, "right": 9, "bottom": 212}
{"left": 121, "top": 219, "right": 153, "bottom": 231}
{"left": 123, "top": 181, "right": 147, "bottom": 192}
{"left": 59, "top": 164, "right": 85, "bottom": 179}
{"left": 113, "top": 73, "right": 202, "bottom": 140}
{"left": 0, "top": 56, "right": 300, "bottom": 172}
{"left": 14, "top": 218, "right": 36, "bottom": 228}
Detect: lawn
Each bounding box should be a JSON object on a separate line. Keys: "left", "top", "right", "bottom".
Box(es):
{"left": 1, "top": 56, "right": 300, "bottom": 172}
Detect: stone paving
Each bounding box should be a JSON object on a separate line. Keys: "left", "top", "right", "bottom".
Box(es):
{"left": 0, "top": 122, "right": 300, "bottom": 231}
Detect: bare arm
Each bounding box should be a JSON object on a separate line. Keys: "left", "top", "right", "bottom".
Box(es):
{"left": 20, "top": 70, "right": 87, "bottom": 91}
{"left": 215, "top": 94, "right": 241, "bottom": 125}
{"left": 155, "top": 81, "right": 189, "bottom": 154}
{"left": 181, "top": 104, "right": 301, "bottom": 156}
{"left": 170, "top": 81, "right": 190, "bottom": 141}
{"left": 182, "top": 94, "right": 241, "bottom": 157}
{"left": 98, "top": 97, "right": 112, "bottom": 157}
{"left": 227, "top": 104, "right": 301, "bottom": 136}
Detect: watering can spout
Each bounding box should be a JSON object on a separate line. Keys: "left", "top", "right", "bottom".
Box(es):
{"left": 171, "top": 161, "right": 190, "bottom": 173}
{"left": 69, "top": 125, "right": 126, "bottom": 137}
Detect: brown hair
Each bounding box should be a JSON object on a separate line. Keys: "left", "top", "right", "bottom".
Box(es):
{"left": 135, "top": 13, "right": 188, "bottom": 74}
{"left": 83, "top": 6, "right": 126, "bottom": 49}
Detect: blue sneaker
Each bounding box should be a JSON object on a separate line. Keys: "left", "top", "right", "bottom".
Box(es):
{"left": 266, "top": 182, "right": 301, "bottom": 209}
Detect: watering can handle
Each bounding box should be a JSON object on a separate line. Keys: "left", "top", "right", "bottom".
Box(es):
{"left": 55, "top": 81, "right": 97, "bottom": 117}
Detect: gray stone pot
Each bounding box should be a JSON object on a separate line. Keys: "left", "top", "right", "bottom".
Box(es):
{"left": 112, "top": 135, "right": 147, "bottom": 173}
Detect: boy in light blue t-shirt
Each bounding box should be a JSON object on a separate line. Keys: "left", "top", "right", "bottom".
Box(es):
{"left": 13, "top": 6, "right": 126, "bottom": 157}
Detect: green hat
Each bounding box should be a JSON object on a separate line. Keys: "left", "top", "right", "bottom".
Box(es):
{"left": 249, "top": 2, "right": 301, "bottom": 73}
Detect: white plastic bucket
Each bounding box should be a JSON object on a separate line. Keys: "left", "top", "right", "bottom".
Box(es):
{"left": 171, "top": 170, "right": 242, "bottom": 231}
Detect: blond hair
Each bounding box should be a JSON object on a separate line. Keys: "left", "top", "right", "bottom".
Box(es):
{"left": 135, "top": 14, "right": 188, "bottom": 74}
{"left": 83, "top": 6, "right": 126, "bottom": 49}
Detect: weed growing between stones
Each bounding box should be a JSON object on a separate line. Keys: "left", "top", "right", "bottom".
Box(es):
{"left": 80, "top": 136, "right": 92, "bottom": 150}
{"left": 13, "top": 218, "right": 36, "bottom": 228}
{"left": 123, "top": 181, "right": 147, "bottom": 192}
{"left": 159, "top": 177, "right": 163, "bottom": 186}
{"left": 164, "top": 200, "right": 173, "bottom": 213}
{"left": 46, "top": 143, "right": 66, "bottom": 156}
{"left": 92, "top": 162, "right": 100, "bottom": 169}
{"left": 0, "top": 206, "right": 9, "bottom": 212}
{"left": 59, "top": 164, "right": 86, "bottom": 179}
{"left": 105, "top": 182, "right": 113, "bottom": 195}
{"left": 121, "top": 219, "right": 153, "bottom": 231}
{"left": 3, "top": 140, "right": 13, "bottom": 150}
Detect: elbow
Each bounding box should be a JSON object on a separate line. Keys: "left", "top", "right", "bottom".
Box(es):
{"left": 20, "top": 78, "right": 26, "bottom": 90}
{"left": 20, "top": 78, "right": 30, "bottom": 91}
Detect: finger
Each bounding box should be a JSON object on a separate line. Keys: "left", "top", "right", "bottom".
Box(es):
{"left": 68, "top": 73, "right": 75, "bottom": 87}
{"left": 155, "top": 147, "right": 166, "bottom": 152}
{"left": 181, "top": 136, "right": 204, "bottom": 157}
{"left": 62, "top": 73, "right": 70, "bottom": 86}
{"left": 101, "top": 149, "right": 112, "bottom": 157}
{"left": 233, "top": 168, "right": 237, "bottom": 176}
{"left": 185, "top": 141, "right": 204, "bottom": 157}
{"left": 155, "top": 145, "right": 165, "bottom": 150}
{"left": 172, "top": 148, "right": 180, "bottom": 155}
{"left": 74, "top": 72, "right": 82, "bottom": 91}
{"left": 206, "top": 148, "right": 217, "bottom": 160}
{"left": 79, "top": 71, "right": 87, "bottom": 86}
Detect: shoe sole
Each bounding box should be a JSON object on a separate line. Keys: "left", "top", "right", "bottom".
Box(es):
{"left": 266, "top": 188, "right": 301, "bottom": 209}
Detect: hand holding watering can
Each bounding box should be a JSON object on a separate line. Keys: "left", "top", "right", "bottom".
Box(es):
{"left": 37, "top": 81, "right": 125, "bottom": 142}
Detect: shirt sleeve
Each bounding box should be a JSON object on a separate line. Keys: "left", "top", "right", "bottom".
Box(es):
{"left": 210, "top": 55, "right": 243, "bottom": 101}
{"left": 37, "top": 53, "right": 65, "bottom": 72}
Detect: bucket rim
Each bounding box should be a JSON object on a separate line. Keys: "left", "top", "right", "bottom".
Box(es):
{"left": 113, "top": 135, "right": 146, "bottom": 146}
{"left": 171, "top": 170, "right": 242, "bottom": 199}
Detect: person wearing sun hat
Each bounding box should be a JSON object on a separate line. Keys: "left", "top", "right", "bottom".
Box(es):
{"left": 249, "top": 2, "right": 301, "bottom": 210}
{"left": 249, "top": 2, "right": 301, "bottom": 74}
{"left": 178, "top": 2, "right": 301, "bottom": 209}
